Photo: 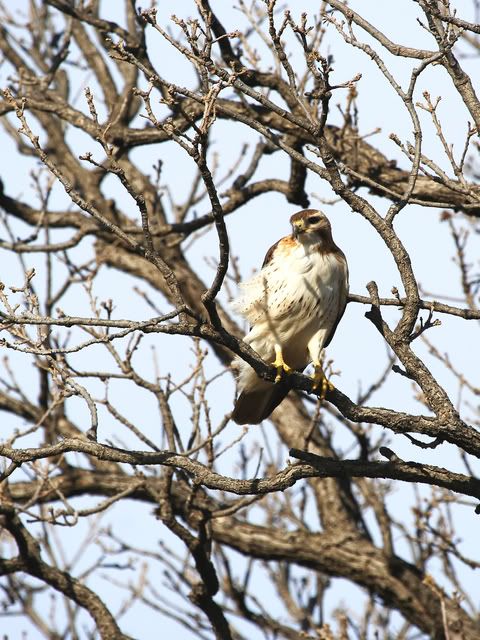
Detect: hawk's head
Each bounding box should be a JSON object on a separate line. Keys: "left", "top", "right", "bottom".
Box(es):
{"left": 290, "top": 209, "right": 332, "bottom": 245}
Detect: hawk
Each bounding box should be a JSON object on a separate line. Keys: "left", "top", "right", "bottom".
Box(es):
{"left": 231, "top": 209, "right": 349, "bottom": 425}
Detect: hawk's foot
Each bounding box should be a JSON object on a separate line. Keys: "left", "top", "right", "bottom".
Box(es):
{"left": 272, "top": 345, "right": 292, "bottom": 383}
{"left": 312, "top": 363, "right": 334, "bottom": 399}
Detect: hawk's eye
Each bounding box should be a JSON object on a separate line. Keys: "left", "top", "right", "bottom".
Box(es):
{"left": 307, "top": 216, "right": 321, "bottom": 224}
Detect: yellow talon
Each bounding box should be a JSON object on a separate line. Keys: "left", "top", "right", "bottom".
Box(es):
{"left": 271, "top": 345, "right": 292, "bottom": 383}
{"left": 312, "top": 363, "right": 334, "bottom": 399}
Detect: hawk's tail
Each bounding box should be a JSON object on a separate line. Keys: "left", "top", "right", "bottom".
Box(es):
{"left": 232, "top": 381, "right": 290, "bottom": 425}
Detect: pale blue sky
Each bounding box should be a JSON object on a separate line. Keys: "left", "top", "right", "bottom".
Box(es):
{"left": 1, "top": 1, "right": 479, "bottom": 638}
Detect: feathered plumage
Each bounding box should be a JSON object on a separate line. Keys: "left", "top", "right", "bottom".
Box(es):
{"left": 231, "top": 209, "right": 349, "bottom": 425}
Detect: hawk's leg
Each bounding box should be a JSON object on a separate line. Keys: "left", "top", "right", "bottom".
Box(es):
{"left": 308, "top": 333, "right": 333, "bottom": 399}
{"left": 311, "top": 362, "right": 334, "bottom": 400}
{"left": 271, "top": 343, "right": 292, "bottom": 383}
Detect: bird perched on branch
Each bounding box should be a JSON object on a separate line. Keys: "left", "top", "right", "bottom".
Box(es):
{"left": 231, "top": 209, "right": 349, "bottom": 425}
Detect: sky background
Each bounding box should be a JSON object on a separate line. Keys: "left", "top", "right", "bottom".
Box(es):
{"left": 1, "top": 1, "right": 479, "bottom": 638}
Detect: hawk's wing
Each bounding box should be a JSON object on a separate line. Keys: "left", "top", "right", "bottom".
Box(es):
{"left": 324, "top": 248, "right": 349, "bottom": 348}
{"left": 232, "top": 235, "right": 293, "bottom": 425}
{"left": 230, "top": 234, "right": 292, "bottom": 327}
{"left": 261, "top": 237, "right": 283, "bottom": 268}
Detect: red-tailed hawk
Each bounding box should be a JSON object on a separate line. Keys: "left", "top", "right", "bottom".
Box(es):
{"left": 231, "top": 209, "right": 349, "bottom": 425}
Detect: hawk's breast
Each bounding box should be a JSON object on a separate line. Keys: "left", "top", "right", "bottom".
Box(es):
{"left": 263, "top": 240, "right": 345, "bottom": 325}
{"left": 232, "top": 235, "right": 348, "bottom": 343}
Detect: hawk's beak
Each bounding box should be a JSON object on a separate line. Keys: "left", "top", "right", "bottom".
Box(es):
{"left": 292, "top": 221, "right": 305, "bottom": 238}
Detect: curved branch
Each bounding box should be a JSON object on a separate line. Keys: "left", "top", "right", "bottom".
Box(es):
{"left": 0, "top": 505, "right": 133, "bottom": 640}
{"left": 3, "top": 440, "right": 480, "bottom": 500}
